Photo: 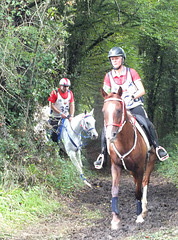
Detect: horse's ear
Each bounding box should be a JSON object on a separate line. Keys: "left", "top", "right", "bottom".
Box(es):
{"left": 90, "top": 108, "right": 94, "bottom": 115}
{"left": 101, "top": 88, "right": 108, "bottom": 98}
{"left": 84, "top": 109, "right": 87, "bottom": 114}
{"left": 117, "top": 87, "right": 123, "bottom": 97}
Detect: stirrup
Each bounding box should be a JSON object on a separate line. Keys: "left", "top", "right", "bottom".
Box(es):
{"left": 156, "top": 146, "right": 169, "bottom": 161}
{"left": 94, "top": 154, "right": 104, "bottom": 169}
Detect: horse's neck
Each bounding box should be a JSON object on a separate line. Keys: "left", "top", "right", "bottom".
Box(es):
{"left": 70, "top": 113, "right": 84, "bottom": 133}
{"left": 126, "top": 111, "right": 135, "bottom": 124}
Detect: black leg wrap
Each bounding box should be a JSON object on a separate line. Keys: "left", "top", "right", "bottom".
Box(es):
{"left": 136, "top": 200, "right": 142, "bottom": 215}
{"left": 112, "top": 197, "right": 119, "bottom": 215}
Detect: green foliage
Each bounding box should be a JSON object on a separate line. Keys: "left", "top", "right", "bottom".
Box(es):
{"left": 0, "top": 125, "right": 84, "bottom": 192}
{"left": 0, "top": 1, "right": 177, "bottom": 235}
{"left": 0, "top": 1, "right": 69, "bottom": 130}
{"left": 45, "top": 156, "right": 83, "bottom": 195}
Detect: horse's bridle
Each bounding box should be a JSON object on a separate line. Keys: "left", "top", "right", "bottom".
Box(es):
{"left": 61, "top": 114, "right": 96, "bottom": 150}
{"left": 81, "top": 114, "right": 95, "bottom": 135}
{"left": 104, "top": 97, "right": 126, "bottom": 132}
{"left": 104, "top": 97, "right": 137, "bottom": 171}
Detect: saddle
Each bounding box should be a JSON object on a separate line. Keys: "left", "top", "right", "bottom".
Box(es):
{"left": 133, "top": 114, "right": 152, "bottom": 151}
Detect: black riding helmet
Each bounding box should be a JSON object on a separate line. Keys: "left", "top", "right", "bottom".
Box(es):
{"left": 108, "top": 47, "right": 126, "bottom": 70}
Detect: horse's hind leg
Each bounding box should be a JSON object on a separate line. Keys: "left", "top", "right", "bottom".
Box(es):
{"left": 142, "top": 148, "right": 156, "bottom": 218}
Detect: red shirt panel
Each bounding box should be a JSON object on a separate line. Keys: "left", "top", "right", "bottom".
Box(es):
{"left": 48, "top": 88, "right": 74, "bottom": 104}
{"left": 104, "top": 68, "right": 141, "bottom": 87}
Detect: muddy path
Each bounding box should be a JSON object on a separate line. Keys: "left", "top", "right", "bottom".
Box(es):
{"left": 10, "top": 142, "right": 178, "bottom": 240}
{"left": 64, "top": 142, "right": 178, "bottom": 240}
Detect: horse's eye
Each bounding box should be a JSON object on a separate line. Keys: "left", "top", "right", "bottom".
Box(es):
{"left": 117, "top": 109, "right": 121, "bottom": 117}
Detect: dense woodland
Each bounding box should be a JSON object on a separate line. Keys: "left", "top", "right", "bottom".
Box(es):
{"left": 0, "top": 0, "right": 177, "bottom": 188}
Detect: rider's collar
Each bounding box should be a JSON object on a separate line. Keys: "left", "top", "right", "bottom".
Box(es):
{"left": 112, "top": 66, "right": 126, "bottom": 77}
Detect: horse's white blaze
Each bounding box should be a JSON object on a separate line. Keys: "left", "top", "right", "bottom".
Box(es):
{"left": 142, "top": 185, "right": 148, "bottom": 217}
{"left": 105, "top": 102, "right": 116, "bottom": 140}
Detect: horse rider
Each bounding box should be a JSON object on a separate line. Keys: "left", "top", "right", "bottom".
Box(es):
{"left": 48, "top": 78, "right": 75, "bottom": 142}
{"left": 94, "top": 47, "right": 169, "bottom": 169}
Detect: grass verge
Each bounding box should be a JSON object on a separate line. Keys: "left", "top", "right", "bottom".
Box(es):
{"left": 0, "top": 186, "right": 60, "bottom": 235}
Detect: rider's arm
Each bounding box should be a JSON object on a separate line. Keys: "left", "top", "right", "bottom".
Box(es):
{"left": 130, "top": 69, "right": 145, "bottom": 99}
{"left": 51, "top": 104, "right": 67, "bottom": 118}
{"left": 69, "top": 102, "right": 75, "bottom": 117}
{"left": 132, "top": 80, "right": 145, "bottom": 99}
{"left": 103, "top": 73, "right": 111, "bottom": 94}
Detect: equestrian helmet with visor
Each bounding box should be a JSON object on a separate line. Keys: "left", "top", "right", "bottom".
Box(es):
{"left": 108, "top": 47, "right": 126, "bottom": 70}
{"left": 108, "top": 47, "right": 126, "bottom": 60}
{"left": 59, "top": 78, "right": 71, "bottom": 87}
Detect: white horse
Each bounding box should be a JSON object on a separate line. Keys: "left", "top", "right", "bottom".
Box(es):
{"left": 58, "top": 109, "right": 98, "bottom": 187}
{"left": 34, "top": 106, "right": 98, "bottom": 187}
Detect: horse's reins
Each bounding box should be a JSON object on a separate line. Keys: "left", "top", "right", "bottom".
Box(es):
{"left": 62, "top": 114, "right": 95, "bottom": 150}
{"left": 104, "top": 97, "right": 137, "bottom": 171}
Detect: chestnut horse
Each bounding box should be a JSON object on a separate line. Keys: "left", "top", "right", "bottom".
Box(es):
{"left": 101, "top": 87, "right": 157, "bottom": 230}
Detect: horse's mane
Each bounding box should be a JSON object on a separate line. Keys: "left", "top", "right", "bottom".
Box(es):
{"left": 73, "top": 113, "right": 85, "bottom": 120}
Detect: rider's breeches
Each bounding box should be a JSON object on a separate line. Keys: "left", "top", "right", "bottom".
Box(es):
{"left": 100, "top": 105, "right": 160, "bottom": 153}
{"left": 130, "top": 105, "right": 159, "bottom": 148}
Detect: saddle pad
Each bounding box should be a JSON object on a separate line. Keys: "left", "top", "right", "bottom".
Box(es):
{"left": 135, "top": 121, "right": 151, "bottom": 151}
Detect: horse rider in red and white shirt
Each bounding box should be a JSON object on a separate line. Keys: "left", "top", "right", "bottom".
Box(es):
{"left": 94, "top": 47, "right": 169, "bottom": 169}
{"left": 48, "top": 78, "right": 75, "bottom": 142}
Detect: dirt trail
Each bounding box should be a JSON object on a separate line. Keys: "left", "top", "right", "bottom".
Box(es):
{"left": 7, "top": 142, "right": 178, "bottom": 240}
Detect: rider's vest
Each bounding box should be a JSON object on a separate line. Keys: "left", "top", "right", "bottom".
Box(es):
{"left": 108, "top": 68, "right": 143, "bottom": 110}
{"left": 50, "top": 90, "right": 71, "bottom": 118}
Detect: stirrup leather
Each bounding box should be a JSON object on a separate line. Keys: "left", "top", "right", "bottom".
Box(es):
{"left": 94, "top": 154, "right": 104, "bottom": 169}
{"left": 156, "top": 146, "right": 169, "bottom": 161}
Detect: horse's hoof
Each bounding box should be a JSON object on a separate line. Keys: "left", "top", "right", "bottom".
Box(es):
{"left": 84, "top": 180, "right": 92, "bottom": 188}
{"left": 111, "top": 219, "right": 120, "bottom": 230}
{"left": 136, "top": 214, "right": 144, "bottom": 223}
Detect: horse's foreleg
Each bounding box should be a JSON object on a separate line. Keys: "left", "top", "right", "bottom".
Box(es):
{"left": 111, "top": 163, "right": 121, "bottom": 230}
{"left": 76, "top": 150, "right": 83, "bottom": 168}
{"left": 67, "top": 151, "right": 83, "bottom": 175}
{"left": 142, "top": 185, "right": 148, "bottom": 218}
{"left": 68, "top": 150, "right": 91, "bottom": 188}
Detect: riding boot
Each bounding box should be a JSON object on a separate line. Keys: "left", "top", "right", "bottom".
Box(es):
{"left": 94, "top": 128, "right": 108, "bottom": 169}
{"left": 149, "top": 124, "right": 169, "bottom": 161}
